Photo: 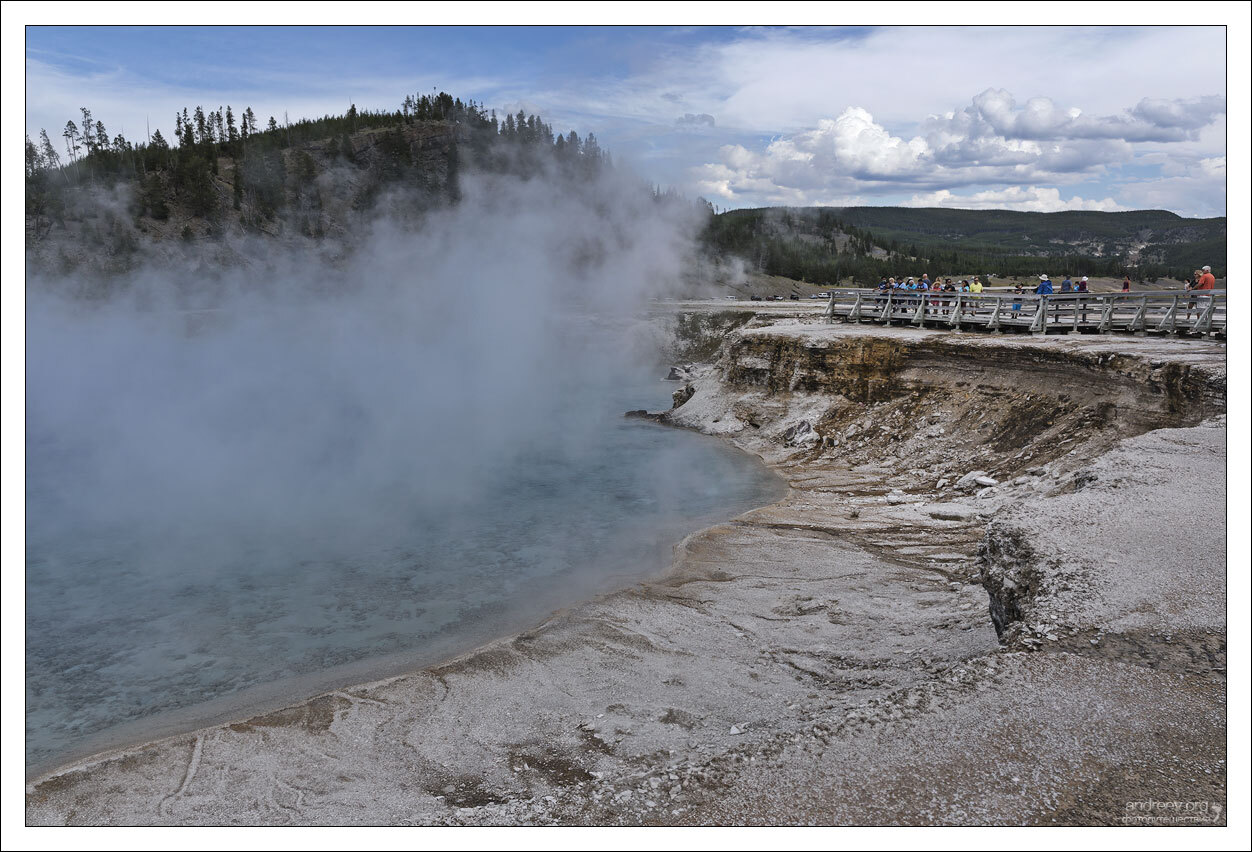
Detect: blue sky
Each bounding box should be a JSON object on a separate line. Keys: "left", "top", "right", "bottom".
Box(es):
{"left": 21, "top": 22, "right": 1233, "bottom": 217}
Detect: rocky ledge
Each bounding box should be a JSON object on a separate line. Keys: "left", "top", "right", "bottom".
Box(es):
{"left": 25, "top": 313, "right": 1227, "bottom": 826}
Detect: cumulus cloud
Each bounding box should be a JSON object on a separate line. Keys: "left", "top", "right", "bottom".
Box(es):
{"left": 693, "top": 87, "right": 1226, "bottom": 213}
{"left": 927, "top": 88, "right": 1226, "bottom": 144}
{"left": 1130, "top": 95, "right": 1227, "bottom": 130}
{"left": 903, "top": 186, "right": 1125, "bottom": 213}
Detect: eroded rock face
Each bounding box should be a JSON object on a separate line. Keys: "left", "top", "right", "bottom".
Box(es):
{"left": 977, "top": 522, "right": 1042, "bottom": 639}
{"left": 664, "top": 322, "right": 1226, "bottom": 654}
{"left": 665, "top": 323, "right": 1226, "bottom": 496}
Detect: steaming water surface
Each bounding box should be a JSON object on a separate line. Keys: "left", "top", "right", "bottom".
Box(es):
{"left": 26, "top": 364, "right": 783, "bottom": 773}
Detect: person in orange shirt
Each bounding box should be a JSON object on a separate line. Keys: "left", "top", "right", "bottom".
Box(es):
{"left": 1188, "top": 265, "right": 1216, "bottom": 320}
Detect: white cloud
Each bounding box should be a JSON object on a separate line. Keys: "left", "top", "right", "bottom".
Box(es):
{"left": 522, "top": 26, "right": 1227, "bottom": 215}
{"left": 584, "top": 26, "right": 1226, "bottom": 136}
{"left": 692, "top": 85, "right": 1226, "bottom": 214}
{"left": 1114, "top": 156, "right": 1228, "bottom": 218}
{"left": 19, "top": 26, "right": 1230, "bottom": 218}
{"left": 928, "top": 88, "right": 1226, "bottom": 143}
{"left": 902, "top": 187, "right": 1125, "bottom": 213}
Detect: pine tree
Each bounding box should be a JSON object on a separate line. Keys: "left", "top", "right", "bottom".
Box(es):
{"left": 79, "top": 108, "right": 94, "bottom": 154}
{"left": 39, "top": 129, "right": 62, "bottom": 174}
{"left": 26, "top": 134, "right": 42, "bottom": 177}
{"left": 63, "top": 120, "right": 80, "bottom": 160}
{"left": 194, "top": 106, "right": 208, "bottom": 145}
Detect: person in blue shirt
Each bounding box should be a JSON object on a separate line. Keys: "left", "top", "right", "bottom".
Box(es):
{"left": 1061, "top": 276, "right": 1073, "bottom": 293}
{"left": 1035, "top": 275, "right": 1055, "bottom": 327}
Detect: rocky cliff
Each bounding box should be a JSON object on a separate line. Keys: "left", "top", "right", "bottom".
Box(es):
{"left": 662, "top": 318, "right": 1226, "bottom": 677}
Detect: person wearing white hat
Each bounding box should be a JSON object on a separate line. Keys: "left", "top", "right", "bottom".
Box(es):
{"left": 1189, "top": 265, "right": 1217, "bottom": 321}
{"left": 1035, "top": 274, "right": 1053, "bottom": 295}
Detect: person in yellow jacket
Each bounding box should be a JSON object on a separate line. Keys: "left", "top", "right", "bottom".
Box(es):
{"left": 969, "top": 279, "right": 984, "bottom": 294}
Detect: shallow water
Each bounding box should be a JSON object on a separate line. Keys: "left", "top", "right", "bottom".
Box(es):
{"left": 25, "top": 367, "right": 783, "bottom": 773}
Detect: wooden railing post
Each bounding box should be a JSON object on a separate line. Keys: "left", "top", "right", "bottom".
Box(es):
{"left": 986, "top": 297, "right": 1003, "bottom": 333}
{"left": 1190, "top": 295, "right": 1216, "bottom": 335}
{"left": 1098, "top": 296, "right": 1114, "bottom": 333}
{"left": 1129, "top": 294, "right": 1148, "bottom": 335}
{"left": 949, "top": 293, "right": 963, "bottom": 329}
{"left": 1030, "top": 295, "right": 1048, "bottom": 334}
{"left": 1156, "top": 295, "right": 1179, "bottom": 334}
{"left": 911, "top": 292, "right": 927, "bottom": 325}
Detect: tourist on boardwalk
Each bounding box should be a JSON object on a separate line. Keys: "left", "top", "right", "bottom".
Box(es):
{"left": 1188, "top": 266, "right": 1216, "bottom": 320}
{"left": 1061, "top": 275, "right": 1073, "bottom": 293}
{"left": 931, "top": 277, "right": 945, "bottom": 315}
{"left": 970, "top": 278, "right": 983, "bottom": 294}
{"left": 1011, "top": 282, "right": 1024, "bottom": 318}
{"left": 1077, "top": 276, "right": 1090, "bottom": 321}
{"left": 1122, "top": 275, "right": 1132, "bottom": 292}
{"left": 1036, "top": 275, "right": 1055, "bottom": 326}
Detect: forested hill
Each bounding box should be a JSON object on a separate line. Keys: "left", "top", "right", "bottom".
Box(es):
{"left": 24, "top": 93, "right": 615, "bottom": 276}
{"left": 701, "top": 206, "right": 1227, "bottom": 285}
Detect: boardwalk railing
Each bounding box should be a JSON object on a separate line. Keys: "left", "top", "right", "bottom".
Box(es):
{"left": 823, "top": 290, "right": 1226, "bottom": 336}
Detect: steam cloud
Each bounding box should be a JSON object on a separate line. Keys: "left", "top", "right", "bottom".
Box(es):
{"left": 26, "top": 167, "right": 702, "bottom": 561}
{"left": 26, "top": 160, "right": 764, "bottom": 769}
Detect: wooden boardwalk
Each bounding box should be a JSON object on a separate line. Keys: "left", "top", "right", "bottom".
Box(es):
{"left": 823, "top": 289, "right": 1226, "bottom": 336}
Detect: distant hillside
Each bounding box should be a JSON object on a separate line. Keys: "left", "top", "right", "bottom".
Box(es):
{"left": 831, "top": 207, "right": 1227, "bottom": 272}
{"left": 700, "top": 206, "right": 1226, "bottom": 286}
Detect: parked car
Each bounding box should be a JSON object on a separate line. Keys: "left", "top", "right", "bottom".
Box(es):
{"left": 750, "top": 295, "right": 762, "bottom": 301}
